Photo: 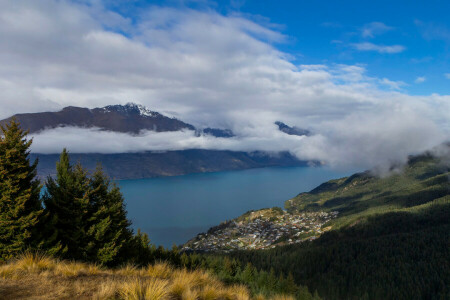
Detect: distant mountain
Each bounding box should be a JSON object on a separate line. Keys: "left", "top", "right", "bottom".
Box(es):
{"left": 275, "top": 121, "right": 310, "bottom": 136}
{"left": 0, "top": 103, "right": 195, "bottom": 134}
{"left": 199, "top": 128, "right": 234, "bottom": 138}
{"left": 1, "top": 104, "right": 309, "bottom": 139}
{"left": 2, "top": 104, "right": 314, "bottom": 179}
{"left": 31, "top": 150, "right": 308, "bottom": 180}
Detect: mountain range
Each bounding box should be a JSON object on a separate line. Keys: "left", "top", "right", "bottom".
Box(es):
{"left": 0, "top": 102, "right": 306, "bottom": 138}
{"left": 1, "top": 103, "right": 310, "bottom": 179}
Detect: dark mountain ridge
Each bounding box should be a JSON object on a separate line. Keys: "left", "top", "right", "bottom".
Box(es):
{"left": 0, "top": 103, "right": 195, "bottom": 134}
{"left": 275, "top": 121, "right": 310, "bottom": 136}
{"left": 31, "top": 150, "right": 308, "bottom": 180}
{"left": 1, "top": 104, "right": 309, "bottom": 138}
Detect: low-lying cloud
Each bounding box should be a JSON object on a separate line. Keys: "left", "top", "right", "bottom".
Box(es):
{"left": 30, "top": 106, "right": 446, "bottom": 171}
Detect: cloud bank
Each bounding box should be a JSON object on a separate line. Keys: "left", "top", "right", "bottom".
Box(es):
{"left": 0, "top": 0, "right": 448, "bottom": 170}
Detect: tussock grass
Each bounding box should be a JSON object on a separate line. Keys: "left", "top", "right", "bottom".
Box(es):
{"left": 0, "top": 253, "right": 289, "bottom": 299}
{"left": 145, "top": 261, "right": 172, "bottom": 279}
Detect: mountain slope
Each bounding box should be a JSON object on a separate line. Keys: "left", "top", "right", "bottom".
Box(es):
{"left": 1, "top": 104, "right": 307, "bottom": 138}
{"left": 275, "top": 121, "right": 310, "bottom": 136}
{"left": 31, "top": 150, "right": 308, "bottom": 179}
{"left": 0, "top": 103, "right": 195, "bottom": 134}
{"left": 285, "top": 151, "right": 449, "bottom": 228}
{"left": 191, "top": 147, "right": 449, "bottom": 299}
{"left": 227, "top": 202, "right": 450, "bottom": 300}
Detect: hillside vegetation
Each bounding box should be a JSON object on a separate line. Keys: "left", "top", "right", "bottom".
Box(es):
{"left": 219, "top": 148, "right": 450, "bottom": 299}
{"left": 285, "top": 151, "right": 449, "bottom": 227}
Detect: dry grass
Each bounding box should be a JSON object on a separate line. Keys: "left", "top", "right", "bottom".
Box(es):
{"left": 0, "top": 253, "right": 289, "bottom": 300}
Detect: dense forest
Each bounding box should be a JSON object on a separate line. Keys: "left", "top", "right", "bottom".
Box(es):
{"left": 222, "top": 204, "right": 450, "bottom": 299}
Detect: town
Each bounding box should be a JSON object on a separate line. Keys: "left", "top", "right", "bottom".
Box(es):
{"left": 182, "top": 208, "right": 339, "bottom": 252}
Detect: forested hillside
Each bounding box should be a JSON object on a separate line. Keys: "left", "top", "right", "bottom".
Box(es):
{"left": 31, "top": 150, "right": 307, "bottom": 180}
{"left": 215, "top": 149, "right": 450, "bottom": 299}
{"left": 286, "top": 150, "right": 449, "bottom": 227}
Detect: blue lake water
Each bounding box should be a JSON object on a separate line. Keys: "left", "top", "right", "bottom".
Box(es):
{"left": 118, "top": 166, "right": 355, "bottom": 247}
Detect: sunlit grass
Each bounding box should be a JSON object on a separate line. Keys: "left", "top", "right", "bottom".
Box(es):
{"left": 0, "top": 253, "right": 289, "bottom": 299}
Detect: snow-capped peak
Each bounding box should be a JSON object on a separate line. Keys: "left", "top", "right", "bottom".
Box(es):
{"left": 127, "top": 102, "right": 156, "bottom": 117}
{"left": 102, "top": 103, "right": 159, "bottom": 117}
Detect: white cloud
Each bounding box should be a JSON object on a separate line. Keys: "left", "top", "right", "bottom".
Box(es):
{"left": 0, "top": 1, "right": 448, "bottom": 170}
{"left": 415, "top": 76, "right": 426, "bottom": 83}
{"left": 352, "top": 42, "right": 406, "bottom": 53}
{"left": 361, "top": 22, "right": 393, "bottom": 38}
{"left": 445, "top": 73, "right": 450, "bottom": 79}
{"left": 380, "top": 78, "right": 406, "bottom": 90}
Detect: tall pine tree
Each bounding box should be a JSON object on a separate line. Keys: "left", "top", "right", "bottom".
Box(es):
{"left": 0, "top": 119, "right": 42, "bottom": 261}
{"left": 41, "top": 149, "right": 90, "bottom": 260}
{"left": 85, "top": 165, "right": 133, "bottom": 266}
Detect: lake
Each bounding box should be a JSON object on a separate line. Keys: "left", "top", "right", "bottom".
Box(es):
{"left": 118, "top": 166, "right": 355, "bottom": 247}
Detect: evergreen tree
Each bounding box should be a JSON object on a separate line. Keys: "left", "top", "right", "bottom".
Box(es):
{"left": 0, "top": 119, "right": 42, "bottom": 260}
{"left": 129, "top": 229, "right": 154, "bottom": 265}
{"left": 85, "top": 165, "right": 133, "bottom": 266}
{"left": 41, "top": 149, "right": 90, "bottom": 260}
{"left": 241, "top": 262, "right": 256, "bottom": 283}
{"left": 285, "top": 272, "right": 298, "bottom": 294}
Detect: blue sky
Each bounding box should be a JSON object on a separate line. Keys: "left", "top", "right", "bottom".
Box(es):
{"left": 104, "top": 0, "right": 450, "bottom": 95}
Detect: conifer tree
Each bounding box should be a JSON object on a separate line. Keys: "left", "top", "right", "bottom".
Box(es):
{"left": 129, "top": 229, "right": 154, "bottom": 265}
{"left": 85, "top": 165, "right": 133, "bottom": 266}
{"left": 41, "top": 149, "right": 90, "bottom": 260}
{"left": 0, "top": 119, "right": 42, "bottom": 260}
{"left": 285, "top": 272, "right": 298, "bottom": 294}
{"left": 242, "top": 262, "right": 256, "bottom": 283}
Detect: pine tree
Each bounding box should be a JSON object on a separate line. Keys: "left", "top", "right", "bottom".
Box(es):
{"left": 285, "top": 272, "right": 298, "bottom": 294}
{"left": 0, "top": 119, "right": 42, "bottom": 260}
{"left": 85, "top": 165, "right": 132, "bottom": 266}
{"left": 242, "top": 262, "right": 256, "bottom": 283}
{"left": 129, "top": 229, "right": 154, "bottom": 265}
{"left": 41, "top": 149, "right": 90, "bottom": 260}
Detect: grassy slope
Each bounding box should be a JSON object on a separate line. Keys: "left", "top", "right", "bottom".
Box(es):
{"left": 0, "top": 253, "right": 296, "bottom": 300}
{"left": 285, "top": 152, "right": 449, "bottom": 228}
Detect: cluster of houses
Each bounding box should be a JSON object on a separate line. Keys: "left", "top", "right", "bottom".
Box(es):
{"left": 182, "top": 209, "right": 339, "bottom": 252}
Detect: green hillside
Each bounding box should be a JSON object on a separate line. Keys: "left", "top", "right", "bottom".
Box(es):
{"left": 216, "top": 149, "right": 450, "bottom": 299}
{"left": 285, "top": 151, "right": 449, "bottom": 228}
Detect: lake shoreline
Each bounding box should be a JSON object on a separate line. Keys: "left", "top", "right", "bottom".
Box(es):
{"left": 118, "top": 166, "right": 356, "bottom": 247}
